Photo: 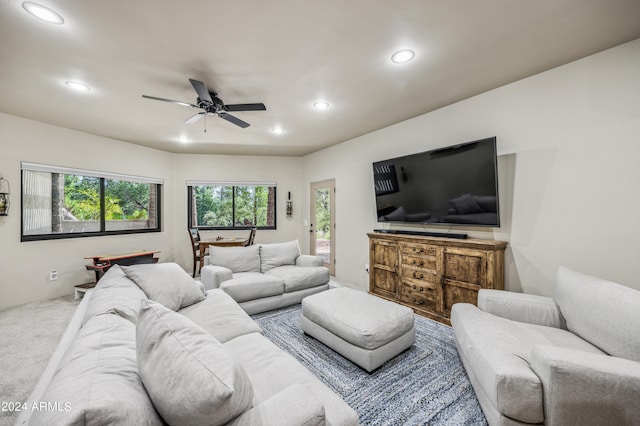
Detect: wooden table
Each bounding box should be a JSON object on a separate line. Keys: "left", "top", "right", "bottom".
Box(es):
{"left": 199, "top": 238, "right": 248, "bottom": 269}
{"left": 85, "top": 250, "right": 160, "bottom": 281}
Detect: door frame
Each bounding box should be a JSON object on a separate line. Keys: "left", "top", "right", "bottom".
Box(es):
{"left": 309, "top": 179, "right": 335, "bottom": 275}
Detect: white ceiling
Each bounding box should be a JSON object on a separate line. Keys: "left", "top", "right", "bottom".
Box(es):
{"left": 1, "top": 1, "right": 639, "bottom": 156}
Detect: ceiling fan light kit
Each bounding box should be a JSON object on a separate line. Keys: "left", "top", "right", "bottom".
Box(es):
{"left": 142, "top": 78, "right": 266, "bottom": 131}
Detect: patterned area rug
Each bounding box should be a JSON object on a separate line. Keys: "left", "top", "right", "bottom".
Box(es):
{"left": 252, "top": 305, "right": 487, "bottom": 426}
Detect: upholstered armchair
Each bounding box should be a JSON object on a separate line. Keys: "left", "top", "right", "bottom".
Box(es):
{"left": 451, "top": 266, "right": 640, "bottom": 426}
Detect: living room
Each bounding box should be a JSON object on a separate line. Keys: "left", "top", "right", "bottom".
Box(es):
{"left": 1, "top": 1, "right": 640, "bottom": 425}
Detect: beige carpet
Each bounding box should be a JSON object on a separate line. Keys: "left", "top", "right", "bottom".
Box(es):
{"left": 0, "top": 295, "right": 79, "bottom": 426}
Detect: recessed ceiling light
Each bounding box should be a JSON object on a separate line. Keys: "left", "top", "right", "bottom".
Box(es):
{"left": 391, "top": 49, "right": 415, "bottom": 64}
{"left": 22, "top": 2, "right": 64, "bottom": 25}
{"left": 178, "top": 135, "right": 189, "bottom": 144}
{"left": 313, "top": 101, "right": 330, "bottom": 110}
{"left": 271, "top": 126, "right": 284, "bottom": 134}
{"left": 65, "top": 81, "right": 91, "bottom": 92}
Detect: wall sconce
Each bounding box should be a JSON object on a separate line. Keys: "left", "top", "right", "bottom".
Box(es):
{"left": 0, "top": 176, "right": 10, "bottom": 216}
{"left": 286, "top": 191, "right": 293, "bottom": 216}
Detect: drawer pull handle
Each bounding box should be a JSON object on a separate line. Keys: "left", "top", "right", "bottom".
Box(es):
{"left": 412, "top": 271, "right": 424, "bottom": 279}
{"left": 412, "top": 284, "right": 416, "bottom": 290}
{"left": 420, "top": 287, "right": 424, "bottom": 292}
{"left": 412, "top": 298, "right": 425, "bottom": 305}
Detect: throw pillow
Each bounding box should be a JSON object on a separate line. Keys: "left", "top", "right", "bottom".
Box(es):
{"left": 136, "top": 300, "right": 254, "bottom": 426}
{"left": 122, "top": 263, "right": 205, "bottom": 311}
{"left": 259, "top": 240, "right": 301, "bottom": 272}
{"left": 30, "top": 314, "right": 164, "bottom": 425}
{"left": 209, "top": 245, "right": 261, "bottom": 273}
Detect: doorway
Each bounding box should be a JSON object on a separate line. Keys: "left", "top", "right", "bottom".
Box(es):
{"left": 310, "top": 179, "right": 335, "bottom": 275}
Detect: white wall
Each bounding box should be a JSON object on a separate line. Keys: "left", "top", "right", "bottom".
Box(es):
{"left": 0, "top": 115, "right": 306, "bottom": 310}
{"left": 172, "top": 153, "right": 303, "bottom": 273}
{"left": 301, "top": 38, "right": 640, "bottom": 296}
{"left": 0, "top": 113, "right": 176, "bottom": 310}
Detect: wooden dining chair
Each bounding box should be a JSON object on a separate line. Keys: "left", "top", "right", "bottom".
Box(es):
{"left": 245, "top": 227, "right": 257, "bottom": 246}
{"left": 188, "top": 228, "right": 201, "bottom": 277}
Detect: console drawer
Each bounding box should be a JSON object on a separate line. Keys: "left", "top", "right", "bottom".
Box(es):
{"left": 402, "top": 254, "right": 436, "bottom": 271}
{"left": 399, "top": 281, "right": 437, "bottom": 309}
{"left": 401, "top": 267, "right": 436, "bottom": 284}
{"left": 401, "top": 242, "right": 437, "bottom": 257}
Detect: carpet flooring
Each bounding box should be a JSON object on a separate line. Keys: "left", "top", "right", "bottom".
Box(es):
{"left": 0, "top": 295, "right": 79, "bottom": 426}
{"left": 253, "top": 305, "right": 487, "bottom": 426}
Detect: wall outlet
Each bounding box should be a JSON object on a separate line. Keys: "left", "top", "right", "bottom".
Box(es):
{"left": 49, "top": 270, "right": 58, "bottom": 281}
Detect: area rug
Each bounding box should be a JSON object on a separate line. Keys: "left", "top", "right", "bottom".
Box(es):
{"left": 252, "top": 305, "right": 487, "bottom": 426}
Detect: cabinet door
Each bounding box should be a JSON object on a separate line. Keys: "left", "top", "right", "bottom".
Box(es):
{"left": 441, "top": 248, "right": 487, "bottom": 316}
{"left": 369, "top": 239, "right": 398, "bottom": 297}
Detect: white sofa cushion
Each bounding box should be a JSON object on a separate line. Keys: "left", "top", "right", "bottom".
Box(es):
{"left": 209, "top": 245, "right": 261, "bottom": 273}
{"left": 30, "top": 313, "right": 163, "bottom": 425}
{"left": 179, "top": 289, "right": 263, "bottom": 343}
{"left": 122, "top": 263, "right": 205, "bottom": 311}
{"left": 225, "top": 332, "right": 359, "bottom": 426}
{"left": 266, "top": 265, "right": 329, "bottom": 292}
{"left": 137, "top": 299, "right": 254, "bottom": 426}
{"left": 556, "top": 266, "right": 640, "bottom": 362}
{"left": 259, "top": 240, "right": 300, "bottom": 272}
{"left": 220, "top": 272, "right": 285, "bottom": 303}
{"left": 81, "top": 265, "right": 148, "bottom": 325}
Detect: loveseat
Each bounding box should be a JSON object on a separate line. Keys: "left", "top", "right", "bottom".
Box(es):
{"left": 16, "top": 263, "right": 358, "bottom": 425}
{"left": 201, "top": 240, "right": 330, "bottom": 314}
{"left": 451, "top": 266, "right": 640, "bottom": 426}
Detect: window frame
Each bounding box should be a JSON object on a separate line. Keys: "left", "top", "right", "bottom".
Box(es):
{"left": 187, "top": 181, "right": 277, "bottom": 231}
{"left": 20, "top": 162, "right": 162, "bottom": 242}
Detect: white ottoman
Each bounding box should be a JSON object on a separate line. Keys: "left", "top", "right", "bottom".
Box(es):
{"left": 301, "top": 287, "right": 415, "bottom": 372}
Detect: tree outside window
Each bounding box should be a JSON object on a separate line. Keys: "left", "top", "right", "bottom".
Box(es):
{"left": 188, "top": 183, "right": 276, "bottom": 230}
{"left": 21, "top": 166, "right": 161, "bottom": 241}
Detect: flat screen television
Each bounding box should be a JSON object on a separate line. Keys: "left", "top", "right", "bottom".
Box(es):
{"left": 372, "top": 136, "right": 499, "bottom": 227}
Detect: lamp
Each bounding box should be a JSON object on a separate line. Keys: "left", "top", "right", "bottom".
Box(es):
{"left": 286, "top": 191, "right": 292, "bottom": 216}
{"left": 0, "top": 176, "right": 10, "bottom": 216}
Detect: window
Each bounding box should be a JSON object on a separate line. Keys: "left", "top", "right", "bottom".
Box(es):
{"left": 187, "top": 182, "right": 276, "bottom": 230}
{"left": 21, "top": 162, "right": 162, "bottom": 241}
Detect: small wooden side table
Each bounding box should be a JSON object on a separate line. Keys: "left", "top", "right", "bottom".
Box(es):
{"left": 74, "top": 282, "right": 96, "bottom": 300}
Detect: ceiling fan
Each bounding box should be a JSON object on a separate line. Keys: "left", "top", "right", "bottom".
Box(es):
{"left": 142, "top": 78, "right": 266, "bottom": 129}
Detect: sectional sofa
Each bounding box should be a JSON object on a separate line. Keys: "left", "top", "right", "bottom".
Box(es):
{"left": 16, "top": 263, "right": 358, "bottom": 425}
{"left": 201, "top": 240, "right": 330, "bottom": 314}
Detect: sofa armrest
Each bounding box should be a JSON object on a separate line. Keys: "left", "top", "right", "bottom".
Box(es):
{"left": 228, "top": 384, "right": 325, "bottom": 426}
{"left": 478, "top": 289, "right": 565, "bottom": 328}
{"left": 530, "top": 345, "right": 640, "bottom": 426}
{"left": 296, "top": 255, "right": 324, "bottom": 267}
{"left": 200, "top": 265, "right": 233, "bottom": 290}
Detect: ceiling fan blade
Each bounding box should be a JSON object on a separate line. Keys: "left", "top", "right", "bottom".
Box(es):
{"left": 189, "top": 79, "right": 214, "bottom": 104}
{"left": 218, "top": 112, "right": 250, "bottom": 128}
{"left": 224, "top": 103, "right": 266, "bottom": 112}
{"left": 142, "top": 95, "right": 198, "bottom": 108}
{"left": 185, "top": 112, "right": 205, "bottom": 124}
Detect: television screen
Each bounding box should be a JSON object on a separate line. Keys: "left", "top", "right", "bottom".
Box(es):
{"left": 373, "top": 137, "right": 499, "bottom": 227}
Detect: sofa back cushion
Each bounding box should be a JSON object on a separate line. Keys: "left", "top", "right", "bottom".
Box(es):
{"left": 137, "top": 299, "right": 254, "bottom": 426}
{"left": 122, "top": 263, "right": 205, "bottom": 311}
{"left": 555, "top": 266, "right": 640, "bottom": 362}
{"left": 260, "top": 240, "right": 301, "bottom": 272}
{"left": 30, "top": 313, "right": 163, "bottom": 425}
{"left": 209, "top": 244, "right": 261, "bottom": 273}
{"left": 81, "top": 265, "right": 148, "bottom": 325}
